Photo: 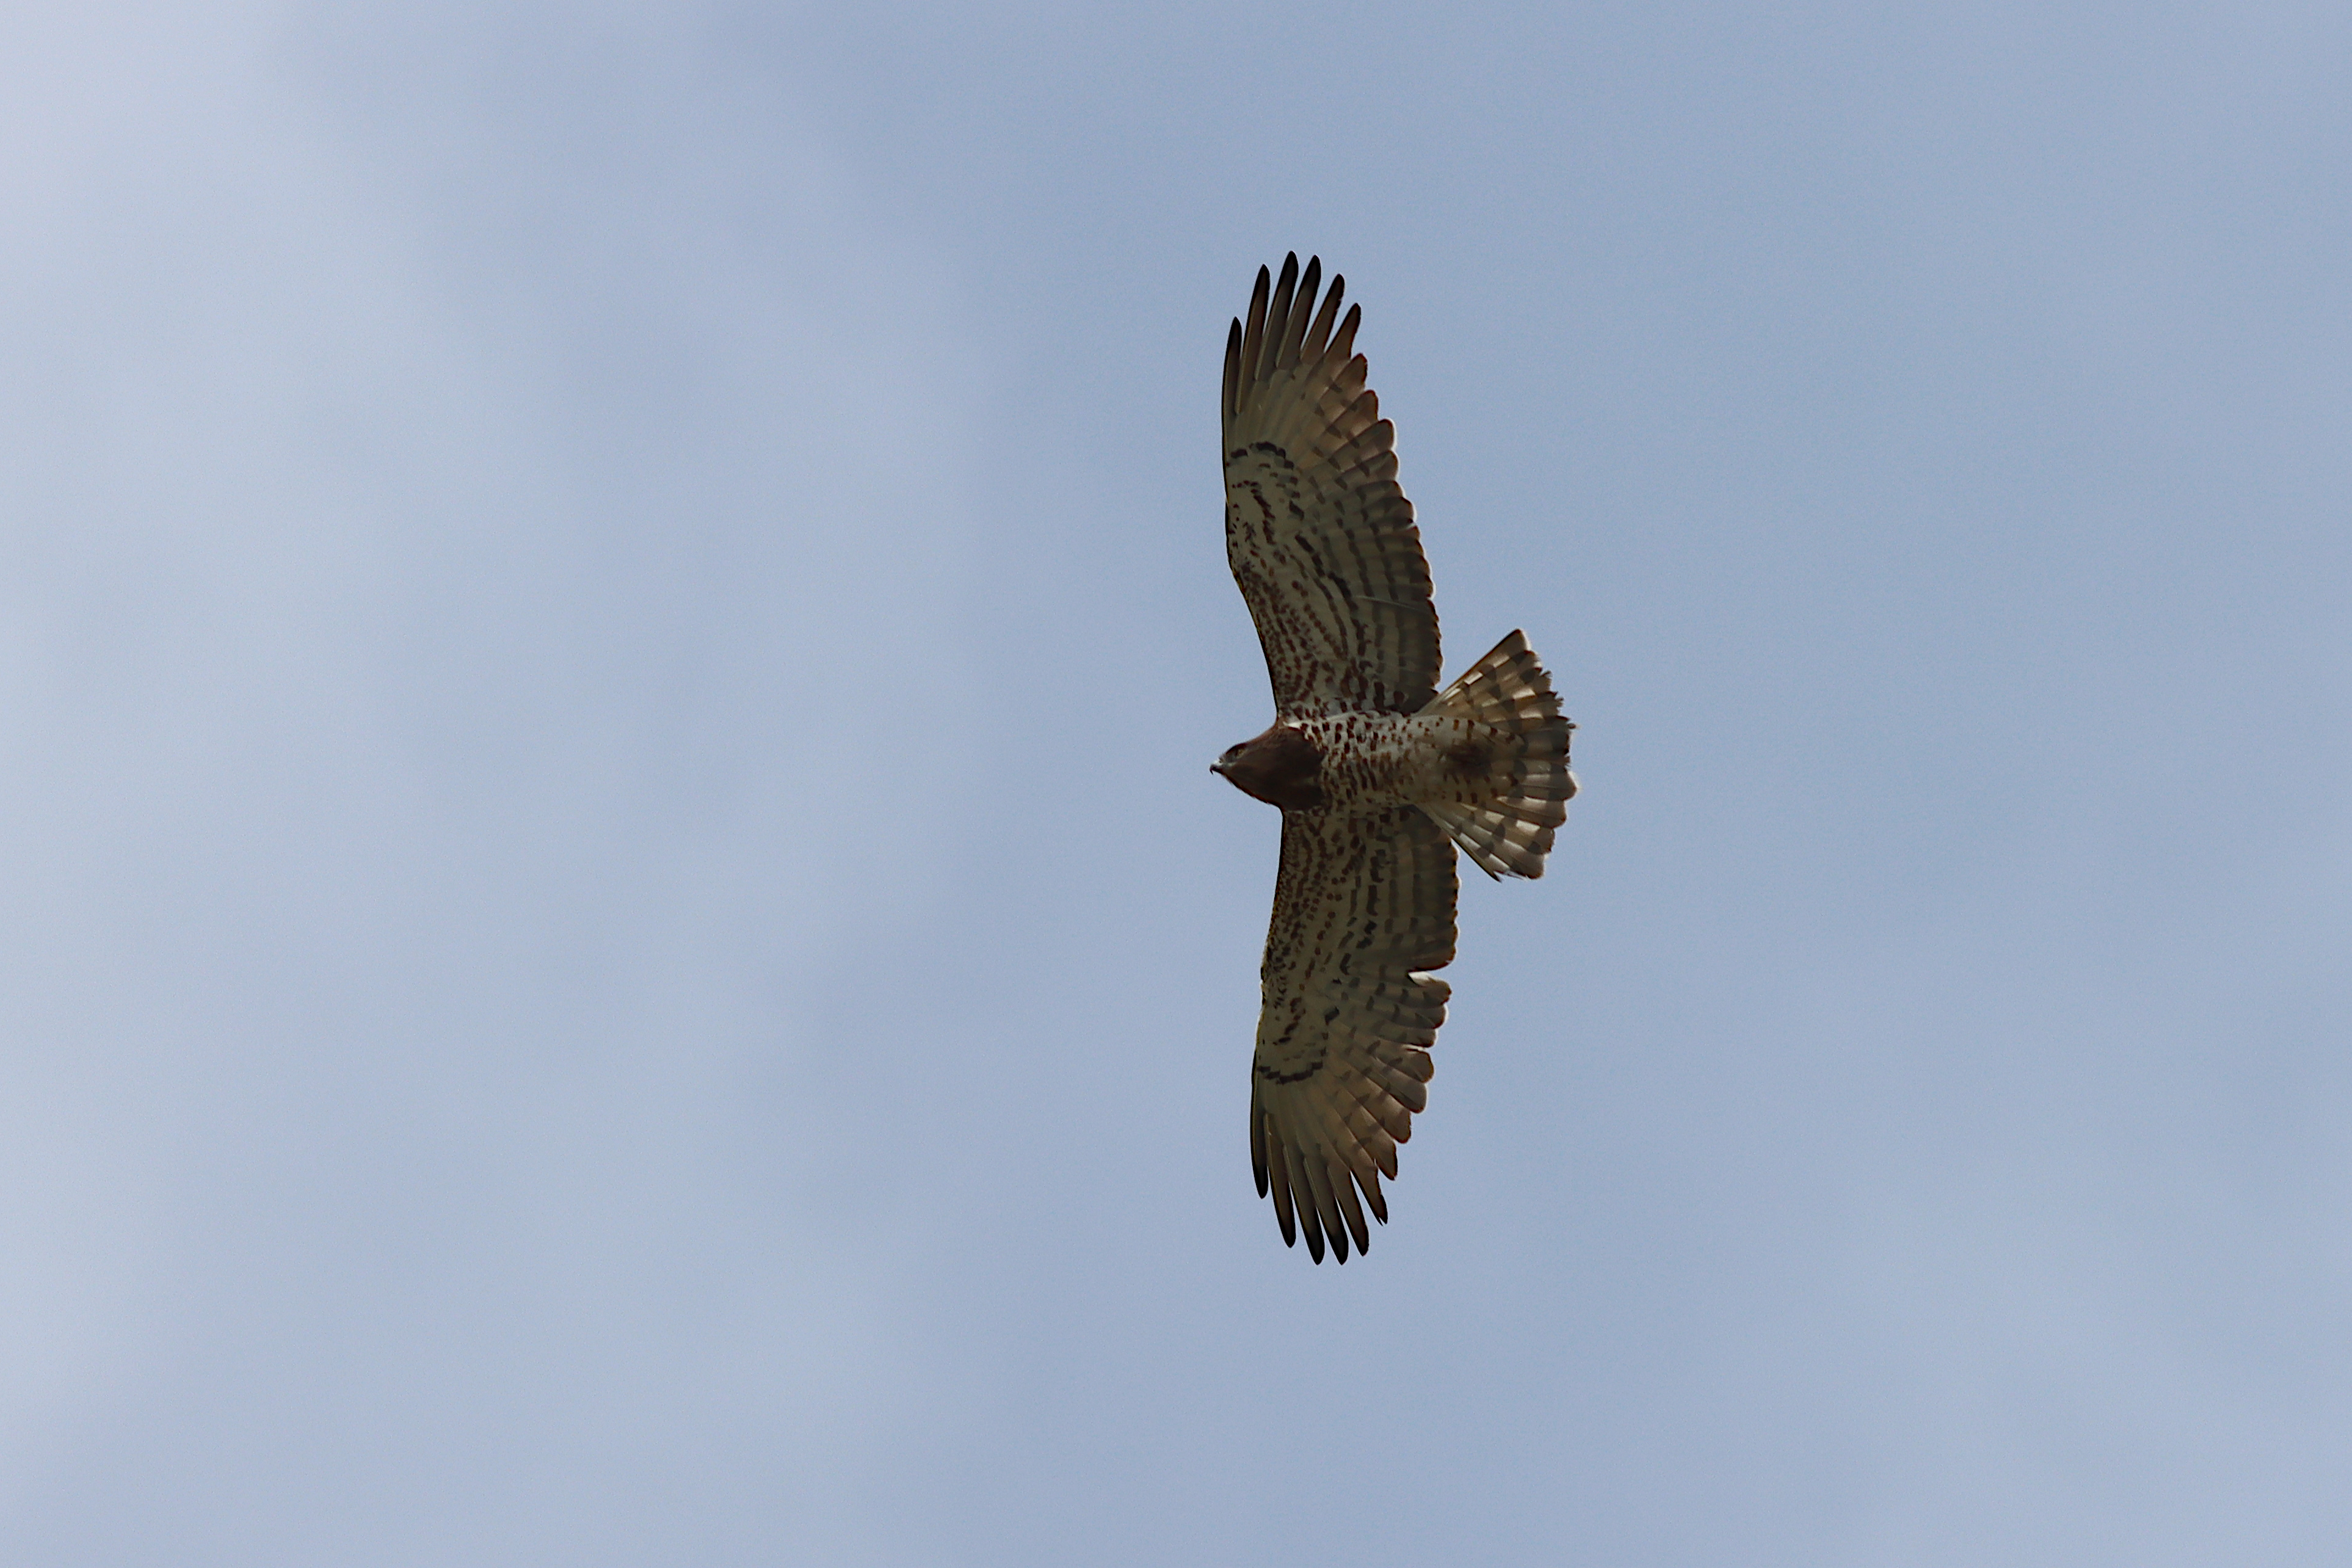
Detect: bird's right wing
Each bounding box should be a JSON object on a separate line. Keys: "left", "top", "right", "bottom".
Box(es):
{"left": 1249, "top": 805, "right": 1458, "bottom": 1263}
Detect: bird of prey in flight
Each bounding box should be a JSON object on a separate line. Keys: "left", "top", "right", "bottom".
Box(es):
{"left": 1214, "top": 253, "right": 1576, "bottom": 1263}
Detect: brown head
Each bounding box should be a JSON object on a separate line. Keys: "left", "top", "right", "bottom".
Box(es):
{"left": 1211, "top": 723, "right": 1325, "bottom": 811}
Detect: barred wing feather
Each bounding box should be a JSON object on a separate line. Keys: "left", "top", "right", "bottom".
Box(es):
{"left": 1223, "top": 253, "right": 1441, "bottom": 718}
{"left": 1249, "top": 806, "right": 1458, "bottom": 1263}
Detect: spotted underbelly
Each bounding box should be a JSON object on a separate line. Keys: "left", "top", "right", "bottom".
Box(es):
{"left": 1294, "top": 712, "right": 1493, "bottom": 810}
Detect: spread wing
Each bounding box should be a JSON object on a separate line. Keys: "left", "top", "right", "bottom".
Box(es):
{"left": 1224, "top": 254, "right": 1441, "bottom": 719}
{"left": 1249, "top": 805, "right": 1458, "bottom": 1263}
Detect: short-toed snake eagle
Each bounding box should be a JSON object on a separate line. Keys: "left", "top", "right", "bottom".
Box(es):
{"left": 1214, "top": 254, "right": 1577, "bottom": 1263}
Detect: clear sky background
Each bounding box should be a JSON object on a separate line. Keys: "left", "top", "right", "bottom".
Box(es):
{"left": 5, "top": 3, "right": 2349, "bottom": 1563}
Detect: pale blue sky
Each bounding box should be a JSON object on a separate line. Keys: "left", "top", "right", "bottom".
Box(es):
{"left": 5, "top": 3, "right": 2350, "bottom": 1563}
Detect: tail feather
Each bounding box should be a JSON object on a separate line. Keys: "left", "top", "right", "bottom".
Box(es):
{"left": 1417, "top": 630, "right": 1577, "bottom": 880}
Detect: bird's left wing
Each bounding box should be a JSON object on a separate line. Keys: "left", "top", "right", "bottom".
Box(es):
{"left": 1224, "top": 254, "right": 1441, "bottom": 719}
{"left": 1249, "top": 805, "right": 1458, "bottom": 1262}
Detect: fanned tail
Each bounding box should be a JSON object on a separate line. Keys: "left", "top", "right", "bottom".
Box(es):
{"left": 1417, "top": 630, "right": 1577, "bottom": 880}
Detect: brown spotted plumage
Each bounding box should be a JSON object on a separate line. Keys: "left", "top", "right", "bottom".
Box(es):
{"left": 1216, "top": 255, "right": 1579, "bottom": 1262}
